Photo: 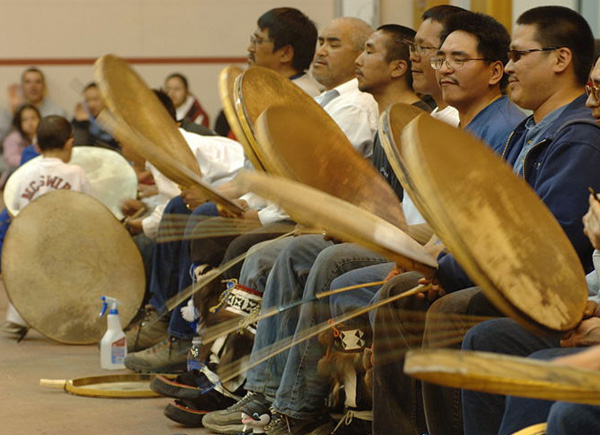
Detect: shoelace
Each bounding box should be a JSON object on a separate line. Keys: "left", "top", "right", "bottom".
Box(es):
{"left": 332, "top": 409, "right": 373, "bottom": 433}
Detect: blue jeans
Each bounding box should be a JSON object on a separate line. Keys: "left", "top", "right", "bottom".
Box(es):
{"left": 461, "top": 318, "right": 559, "bottom": 435}
{"left": 498, "top": 347, "right": 590, "bottom": 435}
{"left": 148, "top": 199, "right": 218, "bottom": 339}
{"left": 238, "top": 237, "right": 294, "bottom": 292}
{"left": 245, "top": 235, "right": 333, "bottom": 397}
{"left": 267, "top": 244, "right": 387, "bottom": 419}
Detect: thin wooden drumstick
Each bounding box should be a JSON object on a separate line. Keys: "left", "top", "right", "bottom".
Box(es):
{"left": 163, "top": 231, "right": 294, "bottom": 312}
{"left": 122, "top": 205, "right": 146, "bottom": 227}
{"left": 201, "top": 280, "right": 388, "bottom": 344}
{"left": 217, "top": 283, "right": 430, "bottom": 383}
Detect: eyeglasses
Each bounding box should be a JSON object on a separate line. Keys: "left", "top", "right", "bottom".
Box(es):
{"left": 586, "top": 81, "right": 600, "bottom": 101}
{"left": 507, "top": 47, "right": 560, "bottom": 63}
{"left": 429, "top": 55, "right": 491, "bottom": 70}
{"left": 399, "top": 39, "right": 437, "bottom": 57}
{"left": 250, "top": 35, "right": 273, "bottom": 46}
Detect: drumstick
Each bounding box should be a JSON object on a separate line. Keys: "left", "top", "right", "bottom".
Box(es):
{"left": 201, "top": 280, "right": 387, "bottom": 344}
{"left": 123, "top": 204, "right": 146, "bottom": 228}
{"left": 216, "top": 283, "right": 431, "bottom": 384}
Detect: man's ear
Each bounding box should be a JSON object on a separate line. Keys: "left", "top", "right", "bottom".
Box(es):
{"left": 391, "top": 59, "right": 409, "bottom": 79}
{"left": 488, "top": 60, "right": 504, "bottom": 87}
{"left": 278, "top": 44, "right": 295, "bottom": 65}
{"left": 552, "top": 47, "right": 573, "bottom": 75}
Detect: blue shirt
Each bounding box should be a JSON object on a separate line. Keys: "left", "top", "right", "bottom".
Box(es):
{"left": 512, "top": 105, "right": 567, "bottom": 176}
{"left": 465, "top": 95, "right": 526, "bottom": 155}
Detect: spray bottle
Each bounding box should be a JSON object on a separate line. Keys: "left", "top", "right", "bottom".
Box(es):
{"left": 99, "top": 296, "right": 127, "bottom": 370}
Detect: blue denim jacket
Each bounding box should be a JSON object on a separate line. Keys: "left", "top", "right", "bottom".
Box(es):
{"left": 438, "top": 94, "right": 600, "bottom": 293}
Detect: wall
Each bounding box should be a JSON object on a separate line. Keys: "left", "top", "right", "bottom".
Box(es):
{"left": 0, "top": 0, "right": 336, "bottom": 128}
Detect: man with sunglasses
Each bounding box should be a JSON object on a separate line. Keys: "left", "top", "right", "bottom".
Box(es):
{"left": 451, "top": 6, "right": 600, "bottom": 435}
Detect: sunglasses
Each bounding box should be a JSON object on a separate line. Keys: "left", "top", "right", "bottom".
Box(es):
{"left": 506, "top": 47, "right": 560, "bottom": 63}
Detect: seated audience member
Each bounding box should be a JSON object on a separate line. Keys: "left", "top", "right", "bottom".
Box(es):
{"left": 164, "top": 72, "right": 211, "bottom": 129}
{"left": 1, "top": 116, "right": 92, "bottom": 336}
{"left": 0, "top": 67, "right": 67, "bottom": 143}
{"left": 72, "top": 82, "right": 119, "bottom": 150}
{"left": 1, "top": 103, "right": 41, "bottom": 182}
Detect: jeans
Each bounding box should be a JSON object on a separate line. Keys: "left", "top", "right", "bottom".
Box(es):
{"left": 245, "top": 235, "right": 333, "bottom": 397}
{"left": 148, "top": 199, "right": 218, "bottom": 339}
{"left": 271, "top": 244, "right": 387, "bottom": 419}
{"left": 238, "top": 237, "right": 293, "bottom": 292}
{"left": 461, "top": 318, "right": 559, "bottom": 435}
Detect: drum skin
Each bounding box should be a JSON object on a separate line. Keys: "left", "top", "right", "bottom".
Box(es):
{"left": 235, "top": 171, "right": 437, "bottom": 276}
{"left": 3, "top": 146, "right": 137, "bottom": 220}
{"left": 2, "top": 190, "right": 145, "bottom": 344}
{"left": 400, "top": 115, "right": 587, "bottom": 335}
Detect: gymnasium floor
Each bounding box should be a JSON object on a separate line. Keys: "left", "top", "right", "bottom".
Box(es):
{"left": 0, "top": 287, "right": 214, "bottom": 434}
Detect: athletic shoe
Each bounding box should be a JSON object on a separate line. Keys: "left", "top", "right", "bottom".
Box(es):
{"left": 265, "top": 412, "right": 335, "bottom": 435}
{"left": 202, "top": 391, "right": 269, "bottom": 434}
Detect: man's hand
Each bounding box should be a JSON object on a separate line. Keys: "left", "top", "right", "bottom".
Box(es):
{"left": 121, "top": 199, "right": 144, "bottom": 217}
{"left": 125, "top": 218, "right": 144, "bottom": 236}
{"left": 384, "top": 264, "right": 407, "bottom": 282}
{"left": 561, "top": 317, "right": 600, "bottom": 347}
{"left": 181, "top": 186, "right": 210, "bottom": 211}
{"left": 553, "top": 346, "right": 600, "bottom": 371}
{"left": 417, "top": 276, "right": 445, "bottom": 301}
{"left": 218, "top": 199, "right": 255, "bottom": 220}
{"left": 74, "top": 102, "right": 89, "bottom": 121}
{"left": 583, "top": 193, "right": 600, "bottom": 249}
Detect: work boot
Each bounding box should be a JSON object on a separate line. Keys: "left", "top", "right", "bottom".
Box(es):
{"left": 125, "top": 306, "right": 169, "bottom": 352}
{"left": 202, "top": 391, "right": 269, "bottom": 434}
{"left": 124, "top": 336, "right": 191, "bottom": 373}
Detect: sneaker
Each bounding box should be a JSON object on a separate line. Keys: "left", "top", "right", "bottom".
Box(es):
{"left": 163, "top": 389, "right": 240, "bottom": 427}
{"left": 202, "top": 391, "right": 269, "bottom": 434}
{"left": 125, "top": 306, "right": 169, "bottom": 352}
{"left": 265, "top": 412, "right": 334, "bottom": 435}
{"left": 124, "top": 336, "right": 191, "bottom": 373}
{"left": 1, "top": 321, "right": 27, "bottom": 336}
{"left": 151, "top": 367, "right": 245, "bottom": 400}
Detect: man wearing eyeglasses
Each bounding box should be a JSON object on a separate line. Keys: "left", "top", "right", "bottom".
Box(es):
{"left": 449, "top": 6, "right": 600, "bottom": 435}
{"left": 247, "top": 8, "right": 321, "bottom": 97}
{"left": 432, "top": 12, "right": 525, "bottom": 154}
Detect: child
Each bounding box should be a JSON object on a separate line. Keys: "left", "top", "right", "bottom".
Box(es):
{"left": 2, "top": 115, "right": 93, "bottom": 336}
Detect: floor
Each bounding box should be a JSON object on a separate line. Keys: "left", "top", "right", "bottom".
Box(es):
{"left": 0, "top": 286, "right": 214, "bottom": 435}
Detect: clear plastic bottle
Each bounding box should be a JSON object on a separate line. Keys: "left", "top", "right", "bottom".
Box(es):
{"left": 187, "top": 336, "right": 204, "bottom": 371}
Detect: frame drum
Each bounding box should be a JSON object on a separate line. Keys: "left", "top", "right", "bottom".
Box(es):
{"left": 405, "top": 349, "right": 600, "bottom": 406}
{"left": 401, "top": 115, "right": 587, "bottom": 334}
{"left": 2, "top": 190, "right": 145, "bottom": 344}
{"left": 3, "top": 146, "right": 137, "bottom": 220}
{"left": 235, "top": 171, "right": 436, "bottom": 276}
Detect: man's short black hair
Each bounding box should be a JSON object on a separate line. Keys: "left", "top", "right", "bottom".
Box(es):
{"left": 166, "top": 73, "right": 189, "bottom": 91}
{"left": 37, "top": 115, "right": 72, "bottom": 151}
{"left": 257, "top": 8, "right": 318, "bottom": 72}
{"left": 517, "top": 6, "right": 594, "bottom": 86}
{"left": 377, "top": 24, "right": 417, "bottom": 88}
{"left": 441, "top": 11, "right": 511, "bottom": 91}
{"left": 422, "top": 5, "right": 466, "bottom": 24}
{"left": 154, "top": 89, "right": 177, "bottom": 121}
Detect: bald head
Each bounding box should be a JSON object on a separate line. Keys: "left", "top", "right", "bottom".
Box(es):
{"left": 312, "top": 17, "right": 374, "bottom": 90}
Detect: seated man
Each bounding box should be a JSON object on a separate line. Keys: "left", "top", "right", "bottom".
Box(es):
{"left": 2, "top": 115, "right": 92, "bottom": 335}
{"left": 463, "top": 42, "right": 600, "bottom": 435}
{"left": 72, "top": 82, "right": 119, "bottom": 150}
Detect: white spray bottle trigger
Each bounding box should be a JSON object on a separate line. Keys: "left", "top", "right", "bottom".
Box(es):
{"left": 99, "top": 296, "right": 121, "bottom": 317}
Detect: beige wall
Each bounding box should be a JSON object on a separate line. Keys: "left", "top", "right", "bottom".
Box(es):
{"left": 0, "top": 0, "right": 338, "bottom": 128}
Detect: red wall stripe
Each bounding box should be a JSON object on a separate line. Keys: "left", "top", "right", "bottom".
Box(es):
{"left": 0, "top": 57, "right": 247, "bottom": 66}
